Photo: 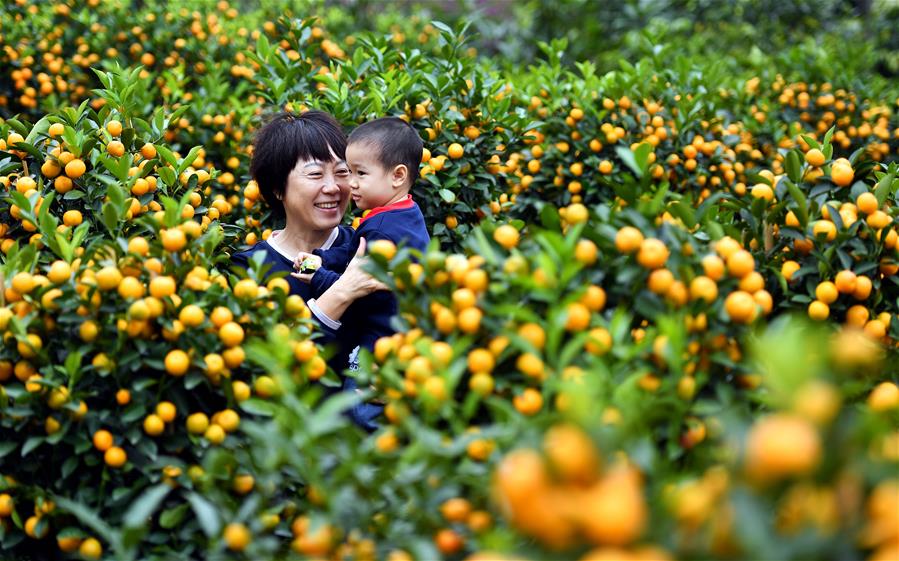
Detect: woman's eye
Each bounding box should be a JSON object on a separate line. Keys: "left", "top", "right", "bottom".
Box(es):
{"left": 307, "top": 173, "right": 323, "bottom": 179}
{"left": 335, "top": 169, "right": 350, "bottom": 177}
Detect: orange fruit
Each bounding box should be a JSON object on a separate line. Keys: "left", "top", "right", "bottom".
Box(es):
{"left": 781, "top": 260, "right": 801, "bottom": 281}
{"left": 581, "top": 285, "right": 606, "bottom": 311}
{"left": 179, "top": 304, "right": 205, "bottom": 327}
{"left": 853, "top": 276, "right": 873, "bottom": 300}
{"left": 724, "top": 291, "right": 756, "bottom": 323}
{"left": 107, "top": 140, "right": 125, "bottom": 157}
{"left": 156, "top": 401, "right": 176, "bottom": 423}
{"left": 857, "top": 192, "right": 878, "bottom": 215}
{"left": 580, "top": 467, "right": 647, "bottom": 546}
{"left": 830, "top": 160, "right": 854, "bottom": 186}
{"left": 726, "top": 249, "right": 754, "bottom": 278}
{"left": 564, "top": 302, "right": 591, "bottom": 331}
{"left": 78, "top": 537, "right": 102, "bottom": 559}
{"left": 636, "top": 238, "right": 669, "bottom": 269}
{"left": 161, "top": 228, "right": 186, "bottom": 252}
{"left": 164, "top": 349, "right": 190, "bottom": 376}
{"left": 205, "top": 424, "right": 226, "bottom": 444}
{"left": 565, "top": 203, "right": 589, "bottom": 224}
{"left": 457, "top": 307, "right": 482, "bottom": 334}
{"left": 25, "top": 515, "right": 48, "bottom": 538}
{"left": 11, "top": 271, "right": 37, "bottom": 294}
{"left": 513, "top": 388, "right": 543, "bottom": 415}
{"left": 518, "top": 323, "right": 546, "bottom": 349}
{"left": 615, "top": 226, "right": 644, "bottom": 254}
{"left": 868, "top": 382, "right": 899, "bottom": 412}
{"left": 493, "top": 225, "right": 520, "bottom": 249}
{"left": 117, "top": 276, "right": 145, "bottom": 299}
{"left": 447, "top": 143, "right": 464, "bottom": 159}
{"left": 218, "top": 322, "right": 245, "bottom": 348}
{"left": 815, "top": 281, "right": 838, "bottom": 304}
{"left": 575, "top": 239, "right": 598, "bottom": 264}
{"left": 115, "top": 389, "right": 131, "bottom": 406}
{"left": 149, "top": 276, "right": 176, "bottom": 298}
{"left": 107, "top": 120, "right": 123, "bottom": 136}
{"left": 813, "top": 220, "right": 837, "bottom": 241}
{"left": 467, "top": 348, "right": 495, "bottom": 374}
{"left": 0, "top": 494, "right": 13, "bottom": 517}
{"left": 701, "top": 254, "right": 725, "bottom": 281}
{"left": 368, "top": 239, "right": 397, "bottom": 260}
{"left": 57, "top": 535, "right": 83, "bottom": 553}
{"left": 210, "top": 306, "right": 234, "bottom": 327}
{"left": 92, "top": 429, "right": 114, "bottom": 451}
{"left": 186, "top": 412, "right": 210, "bottom": 434}
{"left": 647, "top": 268, "right": 674, "bottom": 294}
{"left": 223, "top": 522, "right": 251, "bottom": 551}
{"left": 434, "top": 529, "right": 464, "bottom": 554}
{"left": 64, "top": 158, "right": 86, "bottom": 178}
{"left": 440, "top": 498, "right": 472, "bottom": 523}
{"left": 48, "top": 123, "right": 65, "bottom": 137}
{"left": 233, "top": 279, "right": 259, "bottom": 299}
{"left": 543, "top": 423, "right": 600, "bottom": 485}
{"left": 104, "top": 446, "right": 127, "bottom": 468}
{"left": 689, "top": 275, "right": 718, "bottom": 303}
{"left": 745, "top": 414, "right": 821, "bottom": 480}
{"left": 808, "top": 300, "right": 830, "bottom": 321}
{"left": 95, "top": 266, "right": 123, "bottom": 291}
{"left": 834, "top": 270, "right": 857, "bottom": 294}
{"left": 143, "top": 414, "right": 165, "bottom": 436}
{"left": 804, "top": 148, "right": 825, "bottom": 167}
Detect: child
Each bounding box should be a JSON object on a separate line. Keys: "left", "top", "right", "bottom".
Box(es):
{"left": 294, "top": 117, "right": 430, "bottom": 428}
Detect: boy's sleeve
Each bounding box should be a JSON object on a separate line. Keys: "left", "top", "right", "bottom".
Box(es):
{"left": 309, "top": 266, "right": 340, "bottom": 298}
{"left": 313, "top": 243, "right": 353, "bottom": 273}
{"left": 230, "top": 249, "right": 250, "bottom": 271}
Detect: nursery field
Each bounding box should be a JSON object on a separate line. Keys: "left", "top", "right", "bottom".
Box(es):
{"left": 0, "top": 1, "right": 898, "bottom": 560}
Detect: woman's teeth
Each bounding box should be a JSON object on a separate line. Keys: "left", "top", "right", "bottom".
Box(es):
{"left": 315, "top": 202, "right": 338, "bottom": 209}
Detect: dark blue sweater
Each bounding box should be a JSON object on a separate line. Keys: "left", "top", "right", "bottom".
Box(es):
{"left": 311, "top": 202, "right": 430, "bottom": 353}
{"left": 230, "top": 226, "right": 356, "bottom": 371}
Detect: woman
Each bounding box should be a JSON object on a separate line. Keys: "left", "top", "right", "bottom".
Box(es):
{"left": 231, "top": 110, "right": 386, "bottom": 428}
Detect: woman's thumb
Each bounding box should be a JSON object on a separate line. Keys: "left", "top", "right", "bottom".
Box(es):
{"left": 356, "top": 237, "right": 367, "bottom": 257}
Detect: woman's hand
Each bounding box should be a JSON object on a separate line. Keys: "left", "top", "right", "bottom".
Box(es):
{"left": 335, "top": 238, "right": 390, "bottom": 297}
{"left": 312, "top": 238, "right": 389, "bottom": 322}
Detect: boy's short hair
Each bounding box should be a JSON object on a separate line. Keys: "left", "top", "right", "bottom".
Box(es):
{"left": 250, "top": 110, "right": 347, "bottom": 218}
{"left": 348, "top": 117, "right": 423, "bottom": 187}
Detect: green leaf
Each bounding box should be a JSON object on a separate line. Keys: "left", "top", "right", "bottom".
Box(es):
{"left": 785, "top": 180, "right": 809, "bottom": 229}
{"left": 186, "top": 492, "right": 220, "bottom": 538}
{"left": 615, "top": 145, "right": 643, "bottom": 178}
{"left": 438, "top": 189, "right": 455, "bottom": 203}
{"left": 785, "top": 150, "right": 802, "bottom": 183}
{"left": 21, "top": 436, "right": 42, "bottom": 457}
{"left": 124, "top": 484, "right": 170, "bottom": 528}
{"left": 159, "top": 503, "right": 190, "bottom": 529}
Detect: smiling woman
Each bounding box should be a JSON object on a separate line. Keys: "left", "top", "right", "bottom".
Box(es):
{"left": 231, "top": 111, "right": 388, "bottom": 375}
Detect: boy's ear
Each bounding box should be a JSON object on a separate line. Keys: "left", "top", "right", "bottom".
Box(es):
{"left": 391, "top": 164, "right": 409, "bottom": 189}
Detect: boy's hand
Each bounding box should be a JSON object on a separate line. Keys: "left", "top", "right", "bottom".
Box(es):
{"left": 291, "top": 252, "right": 321, "bottom": 283}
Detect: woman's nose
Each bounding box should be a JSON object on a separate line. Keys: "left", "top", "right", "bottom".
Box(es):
{"left": 321, "top": 174, "right": 339, "bottom": 192}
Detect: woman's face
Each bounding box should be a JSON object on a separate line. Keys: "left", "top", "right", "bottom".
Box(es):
{"left": 283, "top": 149, "right": 351, "bottom": 232}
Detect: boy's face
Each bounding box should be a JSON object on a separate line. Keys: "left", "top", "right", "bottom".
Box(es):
{"left": 346, "top": 142, "right": 405, "bottom": 210}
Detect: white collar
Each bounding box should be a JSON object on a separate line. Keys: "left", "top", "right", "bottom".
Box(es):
{"left": 266, "top": 227, "right": 340, "bottom": 261}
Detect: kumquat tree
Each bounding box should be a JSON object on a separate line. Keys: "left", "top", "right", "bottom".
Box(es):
{"left": 1, "top": 1, "right": 899, "bottom": 560}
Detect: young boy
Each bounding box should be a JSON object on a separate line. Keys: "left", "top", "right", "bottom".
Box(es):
{"left": 295, "top": 116, "right": 430, "bottom": 312}
{"left": 294, "top": 117, "right": 429, "bottom": 427}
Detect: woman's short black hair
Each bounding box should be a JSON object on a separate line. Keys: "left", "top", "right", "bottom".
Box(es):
{"left": 250, "top": 110, "right": 347, "bottom": 218}
{"left": 347, "top": 117, "right": 423, "bottom": 186}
